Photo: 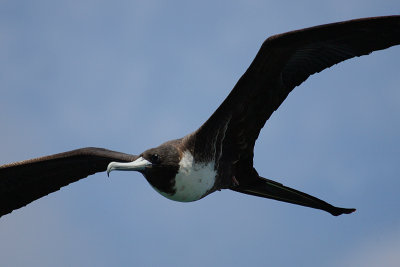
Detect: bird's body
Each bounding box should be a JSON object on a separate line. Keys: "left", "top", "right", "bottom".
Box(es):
{"left": 157, "top": 150, "right": 216, "bottom": 202}
{"left": 1, "top": 15, "right": 400, "bottom": 218}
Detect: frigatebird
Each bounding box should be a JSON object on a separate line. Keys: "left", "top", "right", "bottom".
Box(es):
{"left": 1, "top": 16, "right": 399, "bottom": 218}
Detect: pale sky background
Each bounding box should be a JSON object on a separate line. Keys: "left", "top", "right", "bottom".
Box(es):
{"left": 0, "top": 1, "right": 399, "bottom": 266}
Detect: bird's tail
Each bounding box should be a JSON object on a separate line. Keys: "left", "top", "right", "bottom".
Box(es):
{"left": 230, "top": 176, "right": 355, "bottom": 216}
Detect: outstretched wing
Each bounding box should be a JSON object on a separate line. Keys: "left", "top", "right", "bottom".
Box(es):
{"left": 0, "top": 147, "right": 137, "bottom": 217}
{"left": 193, "top": 16, "right": 400, "bottom": 181}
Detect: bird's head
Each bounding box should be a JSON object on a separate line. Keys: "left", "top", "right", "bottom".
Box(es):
{"left": 107, "top": 139, "right": 182, "bottom": 194}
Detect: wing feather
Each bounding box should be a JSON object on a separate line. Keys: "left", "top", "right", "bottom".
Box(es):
{"left": 0, "top": 147, "right": 137, "bottom": 217}
{"left": 193, "top": 16, "right": 400, "bottom": 184}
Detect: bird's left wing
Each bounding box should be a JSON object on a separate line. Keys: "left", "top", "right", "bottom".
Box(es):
{"left": 193, "top": 15, "right": 400, "bottom": 183}
{"left": 0, "top": 147, "right": 137, "bottom": 218}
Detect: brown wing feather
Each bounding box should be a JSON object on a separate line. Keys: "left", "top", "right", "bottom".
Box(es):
{"left": 194, "top": 16, "right": 400, "bottom": 183}
{"left": 0, "top": 147, "right": 137, "bottom": 217}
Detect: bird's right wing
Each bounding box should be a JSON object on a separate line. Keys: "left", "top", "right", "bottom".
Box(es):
{"left": 0, "top": 147, "right": 137, "bottom": 218}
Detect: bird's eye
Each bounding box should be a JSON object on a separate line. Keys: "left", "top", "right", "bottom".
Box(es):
{"left": 150, "top": 153, "right": 161, "bottom": 164}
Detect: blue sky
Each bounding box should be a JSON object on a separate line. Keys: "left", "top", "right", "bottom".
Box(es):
{"left": 0, "top": 1, "right": 399, "bottom": 266}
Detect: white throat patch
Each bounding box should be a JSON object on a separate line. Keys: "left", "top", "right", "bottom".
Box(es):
{"left": 155, "top": 150, "right": 216, "bottom": 202}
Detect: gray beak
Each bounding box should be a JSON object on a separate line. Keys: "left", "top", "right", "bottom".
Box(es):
{"left": 107, "top": 157, "right": 152, "bottom": 176}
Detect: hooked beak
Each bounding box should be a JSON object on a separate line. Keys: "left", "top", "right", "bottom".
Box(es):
{"left": 107, "top": 157, "right": 152, "bottom": 176}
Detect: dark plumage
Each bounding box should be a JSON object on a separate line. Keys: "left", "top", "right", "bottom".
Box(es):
{"left": 1, "top": 16, "right": 399, "bottom": 218}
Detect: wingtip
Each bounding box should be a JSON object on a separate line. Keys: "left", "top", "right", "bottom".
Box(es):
{"left": 330, "top": 207, "right": 356, "bottom": 216}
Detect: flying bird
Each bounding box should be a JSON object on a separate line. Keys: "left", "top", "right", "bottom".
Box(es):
{"left": 1, "top": 16, "right": 399, "bottom": 218}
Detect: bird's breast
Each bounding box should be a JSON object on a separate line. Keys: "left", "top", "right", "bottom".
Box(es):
{"left": 153, "top": 151, "right": 216, "bottom": 202}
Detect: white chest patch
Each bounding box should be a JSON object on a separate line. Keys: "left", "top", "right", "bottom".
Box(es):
{"left": 156, "top": 151, "right": 216, "bottom": 202}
